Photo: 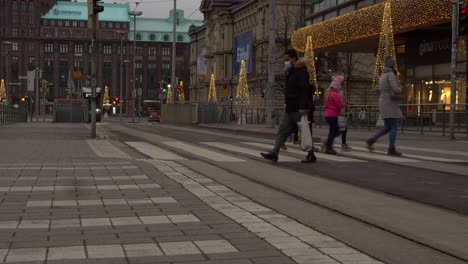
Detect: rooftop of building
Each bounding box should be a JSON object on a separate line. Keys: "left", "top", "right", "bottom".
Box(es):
{"left": 41, "top": 1, "right": 130, "bottom": 22}
{"left": 129, "top": 10, "right": 203, "bottom": 43}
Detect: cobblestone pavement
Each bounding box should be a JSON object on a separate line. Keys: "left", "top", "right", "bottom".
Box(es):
{"left": 0, "top": 123, "right": 384, "bottom": 263}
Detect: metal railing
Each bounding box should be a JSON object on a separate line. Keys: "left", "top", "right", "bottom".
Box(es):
{"left": 0, "top": 105, "right": 28, "bottom": 126}
{"left": 192, "top": 102, "right": 468, "bottom": 137}
{"left": 313, "top": 104, "right": 468, "bottom": 136}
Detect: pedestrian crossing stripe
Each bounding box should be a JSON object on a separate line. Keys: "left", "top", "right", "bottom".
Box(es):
{"left": 243, "top": 142, "right": 367, "bottom": 163}
{"left": 201, "top": 142, "right": 300, "bottom": 162}
{"left": 162, "top": 142, "right": 246, "bottom": 162}
{"left": 349, "top": 146, "right": 465, "bottom": 163}
{"left": 126, "top": 142, "right": 185, "bottom": 160}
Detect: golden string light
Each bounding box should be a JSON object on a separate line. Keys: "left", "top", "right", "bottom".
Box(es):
{"left": 372, "top": 1, "right": 397, "bottom": 89}
{"left": 304, "top": 36, "right": 319, "bottom": 96}
{"left": 236, "top": 60, "right": 250, "bottom": 104}
{"left": 166, "top": 84, "right": 173, "bottom": 104}
{"left": 291, "top": 0, "right": 452, "bottom": 51}
{"left": 178, "top": 81, "right": 185, "bottom": 104}
{"left": 0, "top": 79, "right": 6, "bottom": 103}
{"left": 102, "top": 85, "right": 111, "bottom": 108}
{"left": 208, "top": 73, "right": 217, "bottom": 102}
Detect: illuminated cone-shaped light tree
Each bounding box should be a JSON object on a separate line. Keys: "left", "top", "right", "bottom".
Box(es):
{"left": 166, "top": 84, "right": 173, "bottom": 104}
{"left": 0, "top": 79, "right": 6, "bottom": 103}
{"left": 178, "top": 81, "right": 185, "bottom": 104}
{"left": 236, "top": 60, "right": 250, "bottom": 104}
{"left": 208, "top": 73, "right": 217, "bottom": 102}
{"left": 304, "top": 36, "right": 319, "bottom": 97}
{"left": 102, "top": 86, "right": 111, "bottom": 109}
{"left": 372, "top": 1, "right": 397, "bottom": 89}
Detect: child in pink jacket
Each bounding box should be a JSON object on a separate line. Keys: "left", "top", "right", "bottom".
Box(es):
{"left": 323, "top": 76, "right": 346, "bottom": 155}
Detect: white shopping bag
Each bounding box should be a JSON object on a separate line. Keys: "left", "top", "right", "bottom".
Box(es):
{"left": 297, "top": 115, "right": 312, "bottom": 152}
{"left": 376, "top": 114, "right": 384, "bottom": 127}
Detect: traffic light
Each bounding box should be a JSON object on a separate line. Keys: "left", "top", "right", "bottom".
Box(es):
{"left": 460, "top": 4, "right": 468, "bottom": 35}
{"left": 21, "top": 97, "right": 27, "bottom": 103}
{"left": 229, "top": 96, "right": 233, "bottom": 102}
{"left": 93, "top": 0, "right": 104, "bottom": 14}
{"left": 114, "top": 97, "right": 120, "bottom": 103}
{"left": 162, "top": 87, "right": 167, "bottom": 93}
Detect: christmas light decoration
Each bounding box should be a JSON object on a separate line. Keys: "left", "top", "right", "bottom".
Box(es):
{"left": 304, "top": 36, "right": 319, "bottom": 96}
{"left": 0, "top": 79, "right": 7, "bottom": 104}
{"left": 291, "top": 0, "right": 452, "bottom": 51}
{"left": 236, "top": 60, "right": 250, "bottom": 104}
{"left": 178, "top": 81, "right": 185, "bottom": 104}
{"left": 372, "top": 1, "right": 397, "bottom": 89}
{"left": 166, "top": 84, "right": 173, "bottom": 104}
{"left": 102, "top": 86, "right": 111, "bottom": 108}
{"left": 208, "top": 73, "right": 217, "bottom": 102}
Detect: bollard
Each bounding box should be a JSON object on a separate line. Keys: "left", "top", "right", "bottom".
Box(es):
{"left": 443, "top": 105, "right": 446, "bottom": 136}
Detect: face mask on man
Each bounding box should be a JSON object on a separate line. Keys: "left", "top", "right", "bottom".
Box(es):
{"left": 284, "top": 61, "right": 293, "bottom": 69}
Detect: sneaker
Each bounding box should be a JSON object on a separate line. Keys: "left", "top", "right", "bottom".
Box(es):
{"left": 261, "top": 152, "right": 278, "bottom": 162}
{"left": 280, "top": 144, "right": 288, "bottom": 151}
{"left": 301, "top": 152, "right": 317, "bottom": 163}
{"left": 341, "top": 144, "right": 352, "bottom": 152}
{"left": 324, "top": 147, "right": 337, "bottom": 155}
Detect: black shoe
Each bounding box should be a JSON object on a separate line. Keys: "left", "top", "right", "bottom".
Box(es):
{"left": 301, "top": 152, "right": 317, "bottom": 163}
{"left": 388, "top": 147, "right": 402, "bottom": 156}
{"left": 261, "top": 152, "right": 278, "bottom": 162}
{"left": 324, "top": 147, "right": 337, "bottom": 155}
{"left": 366, "top": 138, "right": 376, "bottom": 152}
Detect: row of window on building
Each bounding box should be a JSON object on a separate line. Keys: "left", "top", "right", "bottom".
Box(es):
{"left": 135, "top": 33, "right": 184, "bottom": 42}
{"left": 5, "top": 41, "right": 183, "bottom": 57}
{"left": 42, "top": 19, "right": 129, "bottom": 30}
{"left": 312, "top": 0, "right": 384, "bottom": 23}
{"left": 11, "top": 14, "right": 36, "bottom": 25}
{"left": 10, "top": 0, "right": 35, "bottom": 12}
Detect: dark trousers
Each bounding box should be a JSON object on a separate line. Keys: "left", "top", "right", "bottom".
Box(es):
{"left": 325, "top": 117, "right": 341, "bottom": 148}
{"left": 341, "top": 129, "right": 348, "bottom": 144}
{"left": 273, "top": 112, "right": 314, "bottom": 154}
{"left": 293, "top": 127, "right": 299, "bottom": 142}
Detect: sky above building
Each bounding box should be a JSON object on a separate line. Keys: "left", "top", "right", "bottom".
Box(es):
{"left": 75, "top": 0, "right": 203, "bottom": 20}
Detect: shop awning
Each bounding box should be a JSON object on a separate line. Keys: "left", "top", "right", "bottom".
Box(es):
{"left": 291, "top": 0, "right": 452, "bottom": 52}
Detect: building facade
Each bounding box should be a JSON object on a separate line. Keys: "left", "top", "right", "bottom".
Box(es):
{"left": 300, "top": 0, "right": 466, "bottom": 110}
{"left": 189, "top": 0, "right": 307, "bottom": 110}
{"left": 0, "top": 0, "right": 201, "bottom": 113}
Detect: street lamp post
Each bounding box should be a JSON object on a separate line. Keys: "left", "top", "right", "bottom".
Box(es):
{"left": 115, "top": 31, "right": 127, "bottom": 120}
{"left": 129, "top": 10, "right": 142, "bottom": 122}
{"left": 171, "top": 0, "right": 177, "bottom": 104}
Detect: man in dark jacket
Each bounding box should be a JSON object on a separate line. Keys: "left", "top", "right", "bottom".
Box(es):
{"left": 261, "top": 49, "right": 316, "bottom": 163}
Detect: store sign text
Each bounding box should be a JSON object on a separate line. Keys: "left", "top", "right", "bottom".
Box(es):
{"left": 419, "top": 40, "right": 450, "bottom": 56}
{"left": 53, "top": 8, "right": 82, "bottom": 16}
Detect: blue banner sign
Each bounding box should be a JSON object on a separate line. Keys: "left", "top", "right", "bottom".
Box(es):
{"left": 233, "top": 31, "right": 253, "bottom": 76}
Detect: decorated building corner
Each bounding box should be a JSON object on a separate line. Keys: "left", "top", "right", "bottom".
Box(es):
{"left": 236, "top": 60, "right": 250, "bottom": 104}
{"left": 208, "top": 73, "right": 217, "bottom": 102}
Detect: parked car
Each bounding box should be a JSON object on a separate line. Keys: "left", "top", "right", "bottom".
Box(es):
{"left": 148, "top": 112, "right": 160, "bottom": 122}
